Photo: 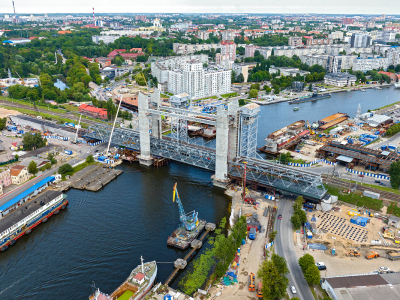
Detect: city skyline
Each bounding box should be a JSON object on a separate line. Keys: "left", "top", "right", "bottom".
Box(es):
{"left": 0, "top": 0, "right": 400, "bottom": 15}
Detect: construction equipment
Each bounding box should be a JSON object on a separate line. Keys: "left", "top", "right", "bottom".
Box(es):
{"left": 365, "top": 251, "right": 380, "bottom": 259}
{"left": 346, "top": 249, "right": 361, "bottom": 257}
{"left": 173, "top": 183, "right": 199, "bottom": 231}
{"left": 14, "top": 71, "right": 25, "bottom": 85}
{"left": 256, "top": 282, "right": 263, "bottom": 298}
{"left": 248, "top": 273, "right": 255, "bottom": 292}
{"left": 306, "top": 120, "right": 315, "bottom": 135}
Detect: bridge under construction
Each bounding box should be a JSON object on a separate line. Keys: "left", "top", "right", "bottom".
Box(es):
{"left": 86, "top": 90, "right": 327, "bottom": 201}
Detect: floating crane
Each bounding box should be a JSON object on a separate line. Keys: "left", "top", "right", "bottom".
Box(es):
{"left": 306, "top": 120, "right": 315, "bottom": 135}
{"left": 173, "top": 183, "right": 198, "bottom": 231}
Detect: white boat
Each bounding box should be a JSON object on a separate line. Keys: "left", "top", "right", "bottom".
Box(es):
{"left": 361, "top": 89, "right": 366, "bottom": 92}
{"left": 375, "top": 86, "right": 382, "bottom": 90}
{"left": 394, "top": 82, "right": 400, "bottom": 89}
{"left": 90, "top": 257, "right": 157, "bottom": 300}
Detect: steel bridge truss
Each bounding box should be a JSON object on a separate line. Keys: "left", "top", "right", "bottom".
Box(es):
{"left": 228, "top": 157, "right": 327, "bottom": 200}
{"left": 86, "top": 124, "right": 216, "bottom": 170}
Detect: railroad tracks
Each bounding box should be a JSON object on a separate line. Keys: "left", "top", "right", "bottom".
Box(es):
{"left": 322, "top": 175, "right": 400, "bottom": 203}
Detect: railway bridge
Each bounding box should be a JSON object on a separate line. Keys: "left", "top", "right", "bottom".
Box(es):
{"left": 86, "top": 90, "right": 326, "bottom": 201}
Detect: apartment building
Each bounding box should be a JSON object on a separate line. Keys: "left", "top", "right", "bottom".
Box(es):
{"left": 306, "top": 38, "right": 333, "bottom": 45}
{"left": 350, "top": 33, "right": 372, "bottom": 48}
{"left": 376, "top": 31, "right": 397, "bottom": 43}
{"left": 245, "top": 44, "right": 260, "bottom": 58}
{"left": 92, "top": 35, "right": 120, "bottom": 44}
{"left": 221, "top": 41, "right": 236, "bottom": 61}
{"left": 172, "top": 43, "right": 220, "bottom": 55}
{"left": 198, "top": 31, "right": 210, "bottom": 40}
{"left": 221, "top": 29, "right": 236, "bottom": 41}
{"left": 328, "top": 31, "right": 344, "bottom": 40}
{"left": 300, "top": 54, "right": 329, "bottom": 69}
{"left": 353, "top": 56, "right": 389, "bottom": 72}
{"left": 288, "top": 36, "right": 303, "bottom": 47}
{"left": 326, "top": 55, "right": 357, "bottom": 72}
{"left": 10, "top": 165, "right": 30, "bottom": 185}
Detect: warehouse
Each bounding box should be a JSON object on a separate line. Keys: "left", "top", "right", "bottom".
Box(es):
{"left": 366, "top": 114, "right": 392, "bottom": 127}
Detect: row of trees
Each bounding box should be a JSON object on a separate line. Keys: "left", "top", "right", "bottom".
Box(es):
{"left": 258, "top": 253, "right": 290, "bottom": 299}
{"left": 298, "top": 254, "right": 321, "bottom": 285}
{"left": 179, "top": 216, "right": 247, "bottom": 295}
{"left": 290, "top": 196, "right": 307, "bottom": 230}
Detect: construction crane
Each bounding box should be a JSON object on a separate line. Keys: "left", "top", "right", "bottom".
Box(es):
{"left": 173, "top": 183, "right": 198, "bottom": 231}
{"left": 14, "top": 71, "right": 25, "bottom": 85}
{"left": 306, "top": 120, "right": 315, "bottom": 135}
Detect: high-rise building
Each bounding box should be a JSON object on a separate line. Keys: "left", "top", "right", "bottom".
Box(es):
{"left": 135, "top": 15, "right": 147, "bottom": 22}
{"left": 221, "top": 41, "right": 236, "bottom": 61}
{"left": 342, "top": 18, "right": 354, "bottom": 25}
{"left": 288, "top": 36, "right": 302, "bottom": 47}
{"left": 245, "top": 44, "right": 259, "bottom": 58}
{"left": 221, "top": 29, "right": 236, "bottom": 41}
{"left": 350, "top": 33, "right": 371, "bottom": 48}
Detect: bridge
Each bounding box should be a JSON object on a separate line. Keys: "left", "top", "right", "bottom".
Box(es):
{"left": 86, "top": 90, "right": 326, "bottom": 201}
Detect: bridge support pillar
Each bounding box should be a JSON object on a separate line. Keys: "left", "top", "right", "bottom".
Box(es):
{"left": 213, "top": 106, "right": 229, "bottom": 188}
{"left": 138, "top": 92, "right": 153, "bottom": 166}
{"left": 151, "top": 88, "right": 162, "bottom": 139}
{"left": 228, "top": 100, "right": 240, "bottom": 160}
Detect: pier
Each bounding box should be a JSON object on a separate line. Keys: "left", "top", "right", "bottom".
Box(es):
{"left": 164, "top": 222, "right": 216, "bottom": 286}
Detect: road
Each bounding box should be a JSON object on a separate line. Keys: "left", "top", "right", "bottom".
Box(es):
{"left": 0, "top": 143, "right": 107, "bottom": 208}
{"left": 275, "top": 199, "right": 313, "bottom": 300}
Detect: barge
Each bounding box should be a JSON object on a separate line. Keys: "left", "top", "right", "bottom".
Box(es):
{"left": 167, "top": 183, "right": 206, "bottom": 249}
{"left": 90, "top": 257, "right": 157, "bottom": 300}
{"left": 288, "top": 92, "right": 331, "bottom": 104}
{"left": 0, "top": 190, "right": 68, "bottom": 252}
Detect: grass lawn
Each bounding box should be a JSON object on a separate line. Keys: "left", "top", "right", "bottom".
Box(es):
{"left": 339, "top": 176, "right": 400, "bottom": 195}
{"left": 221, "top": 92, "right": 238, "bottom": 98}
{"left": 387, "top": 202, "right": 400, "bottom": 217}
{"left": 160, "top": 93, "right": 171, "bottom": 98}
{"left": 326, "top": 184, "right": 383, "bottom": 211}
{"left": 61, "top": 104, "right": 80, "bottom": 111}
{"left": 374, "top": 101, "right": 400, "bottom": 111}
{"left": 0, "top": 96, "right": 69, "bottom": 114}
{"left": 192, "top": 96, "right": 218, "bottom": 102}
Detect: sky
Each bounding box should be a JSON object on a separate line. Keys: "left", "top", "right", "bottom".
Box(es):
{"left": 0, "top": 0, "right": 399, "bottom": 15}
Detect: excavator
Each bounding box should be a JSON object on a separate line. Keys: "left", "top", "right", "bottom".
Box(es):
{"left": 306, "top": 120, "right": 315, "bottom": 135}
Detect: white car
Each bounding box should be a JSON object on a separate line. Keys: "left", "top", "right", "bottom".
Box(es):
{"left": 290, "top": 286, "right": 297, "bottom": 294}
{"left": 379, "top": 266, "right": 390, "bottom": 273}
{"left": 315, "top": 262, "right": 325, "bottom": 267}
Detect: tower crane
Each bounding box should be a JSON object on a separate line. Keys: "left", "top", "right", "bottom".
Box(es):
{"left": 173, "top": 183, "right": 198, "bottom": 231}
{"left": 306, "top": 120, "right": 315, "bottom": 135}
{"left": 14, "top": 71, "right": 25, "bottom": 85}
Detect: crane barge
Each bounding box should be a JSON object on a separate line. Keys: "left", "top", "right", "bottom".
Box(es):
{"left": 167, "top": 183, "right": 206, "bottom": 249}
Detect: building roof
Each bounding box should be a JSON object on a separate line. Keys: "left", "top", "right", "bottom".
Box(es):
{"left": 10, "top": 165, "right": 26, "bottom": 176}
{"left": 0, "top": 176, "right": 55, "bottom": 212}
{"left": 325, "top": 72, "right": 357, "bottom": 80}
{"left": 334, "top": 284, "right": 400, "bottom": 300}
{"left": 79, "top": 104, "right": 107, "bottom": 117}
{"left": 20, "top": 158, "right": 50, "bottom": 167}
{"left": 336, "top": 155, "right": 354, "bottom": 163}
{"left": 389, "top": 215, "right": 400, "bottom": 222}
{"left": 367, "top": 114, "right": 391, "bottom": 124}
{"left": 326, "top": 274, "right": 387, "bottom": 289}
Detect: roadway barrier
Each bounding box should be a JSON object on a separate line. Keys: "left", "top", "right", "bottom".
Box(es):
{"left": 346, "top": 168, "right": 390, "bottom": 180}
{"left": 287, "top": 159, "right": 336, "bottom": 168}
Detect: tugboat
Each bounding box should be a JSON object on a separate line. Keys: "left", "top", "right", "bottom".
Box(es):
{"left": 89, "top": 257, "right": 157, "bottom": 300}
{"left": 167, "top": 183, "right": 206, "bottom": 249}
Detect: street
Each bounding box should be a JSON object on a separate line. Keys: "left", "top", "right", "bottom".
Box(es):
{"left": 275, "top": 199, "right": 314, "bottom": 300}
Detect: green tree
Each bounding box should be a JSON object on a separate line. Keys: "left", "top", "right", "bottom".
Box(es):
{"left": 271, "top": 253, "right": 289, "bottom": 276}
{"left": 390, "top": 161, "right": 400, "bottom": 189}
{"left": 298, "top": 253, "right": 315, "bottom": 273}
{"left": 14, "top": 154, "right": 19, "bottom": 160}
{"left": 28, "top": 160, "right": 38, "bottom": 174}
{"left": 269, "top": 230, "right": 277, "bottom": 242}
{"left": 48, "top": 153, "right": 57, "bottom": 165}
{"left": 293, "top": 196, "right": 304, "bottom": 211}
{"left": 305, "top": 264, "right": 321, "bottom": 285}
{"left": 58, "top": 163, "right": 73, "bottom": 175}
{"left": 249, "top": 89, "right": 258, "bottom": 98}
{"left": 308, "top": 84, "right": 313, "bottom": 92}
{"left": 135, "top": 73, "right": 146, "bottom": 86}
{"left": 250, "top": 83, "right": 260, "bottom": 90}
{"left": 295, "top": 209, "right": 307, "bottom": 223}
{"left": 258, "top": 257, "right": 289, "bottom": 299}
{"left": 86, "top": 154, "right": 94, "bottom": 163}
{"left": 22, "top": 133, "right": 47, "bottom": 150}
{"left": 290, "top": 214, "right": 301, "bottom": 229}
{"left": 238, "top": 99, "right": 246, "bottom": 106}
{"left": 44, "top": 162, "right": 51, "bottom": 170}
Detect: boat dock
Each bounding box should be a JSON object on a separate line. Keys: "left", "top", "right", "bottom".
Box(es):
{"left": 71, "top": 166, "right": 123, "bottom": 191}
{"left": 164, "top": 222, "right": 216, "bottom": 286}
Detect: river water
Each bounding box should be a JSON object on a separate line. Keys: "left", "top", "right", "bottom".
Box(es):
{"left": 0, "top": 86, "right": 399, "bottom": 299}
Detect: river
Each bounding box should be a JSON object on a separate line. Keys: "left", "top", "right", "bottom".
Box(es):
{"left": 0, "top": 86, "right": 399, "bottom": 299}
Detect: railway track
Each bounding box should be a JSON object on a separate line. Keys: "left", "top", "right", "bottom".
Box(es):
{"left": 322, "top": 175, "right": 400, "bottom": 203}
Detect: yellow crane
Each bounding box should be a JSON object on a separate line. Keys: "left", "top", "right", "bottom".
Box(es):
{"left": 14, "top": 71, "right": 25, "bottom": 85}
{"left": 307, "top": 120, "right": 315, "bottom": 135}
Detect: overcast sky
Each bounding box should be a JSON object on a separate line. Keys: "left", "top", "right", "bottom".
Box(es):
{"left": 0, "top": 0, "right": 399, "bottom": 15}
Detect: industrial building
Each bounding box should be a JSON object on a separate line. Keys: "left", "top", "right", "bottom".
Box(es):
{"left": 322, "top": 273, "right": 400, "bottom": 300}
{"left": 79, "top": 104, "right": 108, "bottom": 120}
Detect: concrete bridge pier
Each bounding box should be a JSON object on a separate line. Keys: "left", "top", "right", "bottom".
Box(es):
{"left": 138, "top": 92, "right": 153, "bottom": 166}
{"left": 213, "top": 106, "right": 229, "bottom": 188}
{"left": 151, "top": 88, "right": 162, "bottom": 139}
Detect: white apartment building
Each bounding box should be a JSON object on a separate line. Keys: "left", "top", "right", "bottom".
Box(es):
{"left": 172, "top": 43, "right": 220, "bottom": 55}
{"left": 328, "top": 31, "right": 344, "bottom": 40}
{"left": 198, "top": 31, "right": 210, "bottom": 40}
{"left": 220, "top": 41, "right": 236, "bottom": 61}
{"left": 376, "top": 31, "right": 396, "bottom": 43}
{"left": 353, "top": 57, "right": 390, "bottom": 72}
{"left": 221, "top": 29, "right": 236, "bottom": 41}
{"left": 324, "top": 73, "right": 357, "bottom": 87}
{"left": 92, "top": 35, "right": 119, "bottom": 44}
{"left": 288, "top": 36, "right": 303, "bottom": 47}
{"left": 161, "top": 57, "right": 231, "bottom": 99}
{"left": 245, "top": 44, "right": 260, "bottom": 58}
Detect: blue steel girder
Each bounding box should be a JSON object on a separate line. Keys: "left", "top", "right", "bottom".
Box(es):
{"left": 228, "top": 157, "right": 327, "bottom": 201}
{"left": 87, "top": 124, "right": 216, "bottom": 170}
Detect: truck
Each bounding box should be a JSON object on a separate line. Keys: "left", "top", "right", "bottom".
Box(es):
{"left": 248, "top": 273, "right": 255, "bottom": 292}
{"left": 388, "top": 252, "right": 400, "bottom": 261}
{"left": 256, "top": 282, "right": 263, "bottom": 298}
{"left": 365, "top": 251, "right": 380, "bottom": 259}
{"left": 346, "top": 250, "right": 361, "bottom": 257}
{"left": 249, "top": 228, "right": 257, "bottom": 240}
{"left": 64, "top": 150, "right": 73, "bottom": 155}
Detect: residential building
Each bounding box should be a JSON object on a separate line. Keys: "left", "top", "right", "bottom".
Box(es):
{"left": 268, "top": 67, "right": 310, "bottom": 77}
{"left": 167, "top": 60, "right": 231, "bottom": 99}
{"left": 326, "top": 55, "right": 358, "bottom": 72}
{"left": 20, "top": 158, "right": 50, "bottom": 169}
{"left": 245, "top": 44, "right": 259, "bottom": 58}
{"left": 328, "top": 31, "right": 344, "bottom": 40}
{"left": 300, "top": 54, "right": 329, "bottom": 69}
{"left": 322, "top": 273, "right": 400, "bottom": 300}
{"left": 0, "top": 170, "right": 11, "bottom": 190}
{"left": 376, "top": 30, "right": 397, "bottom": 43}
{"left": 95, "top": 57, "right": 112, "bottom": 68}
{"left": 378, "top": 71, "right": 400, "bottom": 82}
{"left": 135, "top": 15, "right": 147, "bottom": 22}
{"left": 172, "top": 43, "right": 220, "bottom": 55}
{"left": 232, "top": 62, "right": 257, "bottom": 82}
{"left": 198, "top": 31, "right": 210, "bottom": 40}
{"left": 353, "top": 57, "right": 389, "bottom": 72}
{"left": 92, "top": 35, "right": 119, "bottom": 45}
{"left": 350, "top": 33, "right": 372, "bottom": 48}
{"left": 79, "top": 104, "right": 108, "bottom": 120}
{"left": 220, "top": 41, "right": 236, "bottom": 61}
{"left": 10, "top": 165, "right": 30, "bottom": 185}
{"left": 288, "top": 36, "right": 303, "bottom": 47}
{"left": 324, "top": 72, "right": 357, "bottom": 87}
{"left": 306, "top": 38, "right": 333, "bottom": 45}
{"left": 221, "top": 29, "right": 236, "bottom": 41}
{"left": 107, "top": 49, "right": 145, "bottom": 60}
{"left": 342, "top": 17, "right": 355, "bottom": 25}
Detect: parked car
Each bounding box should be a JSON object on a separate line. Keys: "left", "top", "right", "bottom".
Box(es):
{"left": 290, "top": 286, "right": 297, "bottom": 294}
{"left": 375, "top": 180, "right": 381, "bottom": 183}
{"left": 380, "top": 182, "right": 386, "bottom": 186}
{"left": 317, "top": 265, "right": 327, "bottom": 270}
{"left": 379, "top": 266, "right": 390, "bottom": 273}
{"left": 278, "top": 214, "right": 282, "bottom": 220}
{"left": 358, "top": 174, "right": 364, "bottom": 177}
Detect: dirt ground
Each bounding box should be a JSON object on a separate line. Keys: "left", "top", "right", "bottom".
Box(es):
{"left": 0, "top": 107, "right": 19, "bottom": 118}
{"left": 207, "top": 189, "right": 277, "bottom": 300}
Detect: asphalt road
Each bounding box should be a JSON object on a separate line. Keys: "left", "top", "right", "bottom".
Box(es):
{"left": 275, "top": 199, "right": 314, "bottom": 300}
{"left": 0, "top": 143, "right": 107, "bottom": 208}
